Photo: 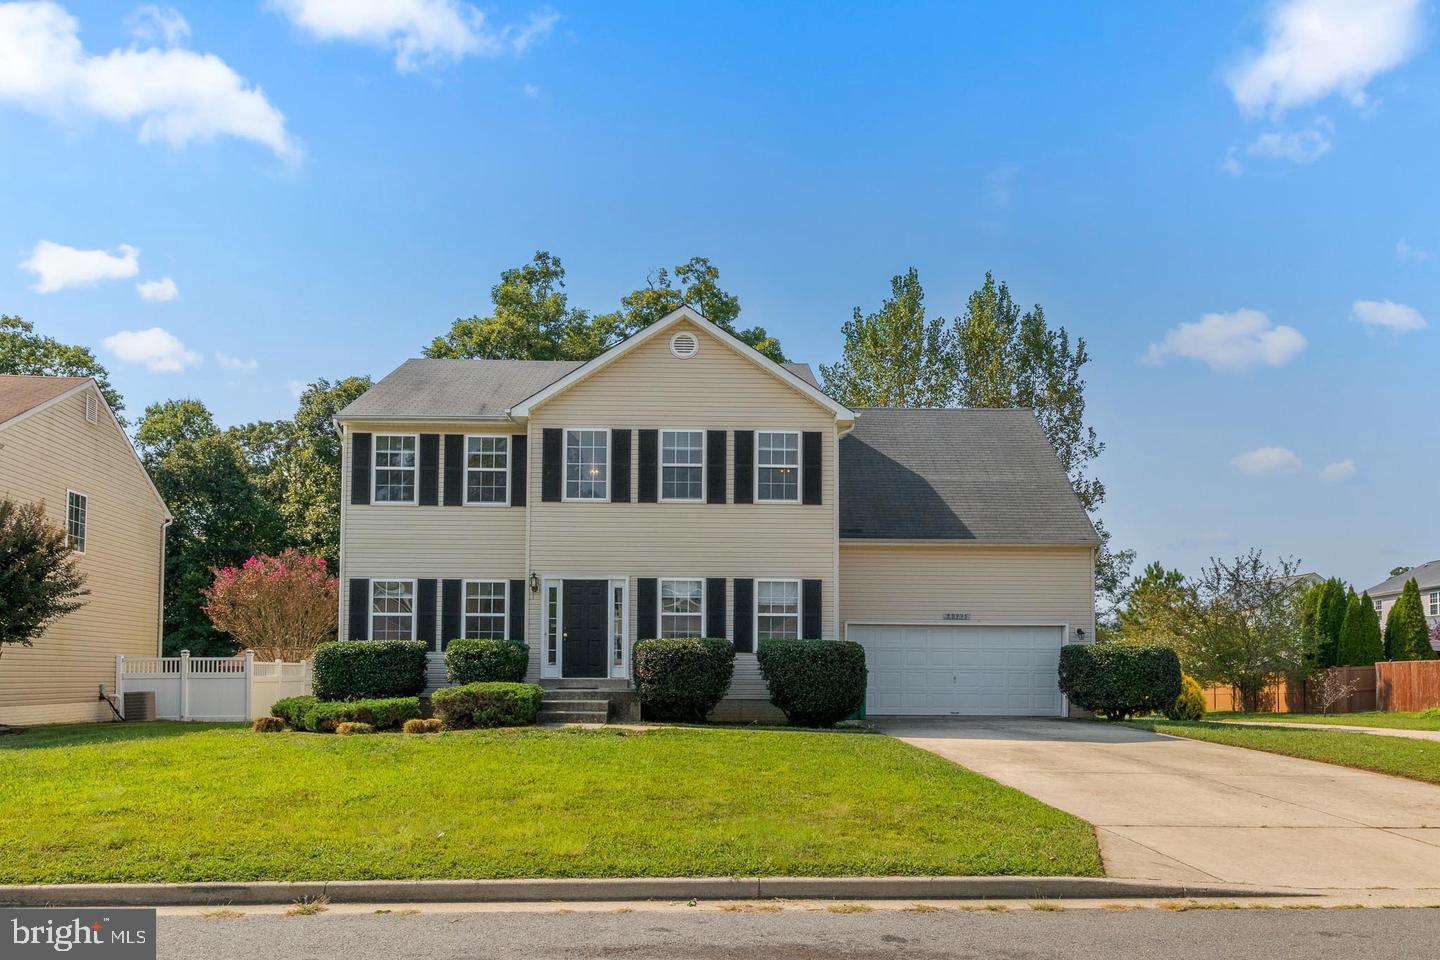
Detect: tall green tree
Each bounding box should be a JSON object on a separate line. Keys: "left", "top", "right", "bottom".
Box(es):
{"left": 0, "top": 499, "right": 88, "bottom": 663}
{"left": 820, "top": 268, "right": 955, "bottom": 407}
{"left": 1114, "top": 561, "right": 1187, "bottom": 648}
{"left": 1337, "top": 591, "right": 1384, "bottom": 666}
{"left": 1385, "top": 579, "right": 1436, "bottom": 661}
{"left": 135, "top": 398, "right": 218, "bottom": 461}
{"left": 1311, "top": 578, "right": 1346, "bottom": 668}
{"left": 0, "top": 315, "right": 124, "bottom": 419}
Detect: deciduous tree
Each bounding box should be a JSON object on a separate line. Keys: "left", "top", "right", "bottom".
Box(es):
{"left": 0, "top": 499, "right": 88, "bottom": 663}
{"left": 0, "top": 315, "right": 124, "bottom": 419}
{"left": 202, "top": 551, "right": 338, "bottom": 661}
{"left": 820, "top": 268, "right": 955, "bottom": 408}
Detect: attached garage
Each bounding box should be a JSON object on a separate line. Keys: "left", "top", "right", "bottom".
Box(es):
{"left": 851, "top": 623, "right": 1065, "bottom": 716}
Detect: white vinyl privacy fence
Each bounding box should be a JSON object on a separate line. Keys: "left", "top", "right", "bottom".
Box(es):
{"left": 115, "top": 651, "right": 313, "bottom": 721}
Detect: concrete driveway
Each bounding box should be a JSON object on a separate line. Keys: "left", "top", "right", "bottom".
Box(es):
{"left": 878, "top": 718, "right": 1440, "bottom": 890}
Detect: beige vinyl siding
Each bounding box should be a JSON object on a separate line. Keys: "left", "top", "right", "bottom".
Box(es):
{"left": 528, "top": 321, "right": 840, "bottom": 697}
{"left": 0, "top": 387, "right": 167, "bottom": 725}
{"left": 340, "top": 422, "right": 526, "bottom": 649}
{"left": 839, "top": 543, "right": 1095, "bottom": 644}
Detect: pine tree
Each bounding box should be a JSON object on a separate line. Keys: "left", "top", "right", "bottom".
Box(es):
{"left": 1355, "top": 591, "right": 1384, "bottom": 665}
{"left": 1299, "top": 582, "right": 1324, "bottom": 668}
{"left": 1313, "top": 578, "right": 1346, "bottom": 668}
{"left": 1336, "top": 592, "right": 1362, "bottom": 666}
{"left": 1385, "top": 579, "right": 1437, "bottom": 661}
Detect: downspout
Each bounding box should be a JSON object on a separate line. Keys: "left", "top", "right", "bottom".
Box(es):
{"left": 334, "top": 417, "right": 347, "bottom": 642}
{"left": 157, "top": 516, "right": 171, "bottom": 656}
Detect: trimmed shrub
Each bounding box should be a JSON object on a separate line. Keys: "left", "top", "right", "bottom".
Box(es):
{"left": 402, "top": 718, "right": 428, "bottom": 734}
{"left": 312, "top": 640, "right": 428, "bottom": 701}
{"left": 756, "top": 638, "right": 867, "bottom": 728}
{"left": 271, "top": 695, "right": 317, "bottom": 729}
{"left": 303, "top": 697, "right": 421, "bottom": 732}
{"left": 334, "top": 722, "right": 374, "bottom": 736}
{"left": 423, "top": 718, "right": 444, "bottom": 733}
{"left": 252, "top": 716, "right": 285, "bottom": 733}
{"left": 1164, "top": 674, "right": 1206, "bottom": 721}
{"left": 632, "top": 638, "right": 735, "bottom": 722}
{"left": 431, "top": 682, "right": 543, "bottom": 729}
{"left": 444, "top": 638, "right": 529, "bottom": 684}
{"left": 1058, "top": 644, "right": 1182, "bottom": 720}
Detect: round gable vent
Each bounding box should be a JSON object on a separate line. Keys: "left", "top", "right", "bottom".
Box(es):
{"left": 669, "top": 331, "right": 700, "bottom": 358}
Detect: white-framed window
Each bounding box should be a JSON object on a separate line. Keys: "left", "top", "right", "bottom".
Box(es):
{"left": 66, "top": 490, "right": 87, "bottom": 553}
{"left": 661, "top": 430, "right": 704, "bottom": 501}
{"left": 370, "top": 579, "right": 416, "bottom": 640}
{"left": 612, "top": 582, "right": 627, "bottom": 668}
{"left": 373, "top": 434, "right": 418, "bottom": 503}
{"left": 659, "top": 578, "right": 704, "bottom": 638}
{"left": 1430, "top": 591, "right": 1439, "bottom": 617}
{"left": 463, "top": 580, "right": 507, "bottom": 639}
{"left": 564, "top": 428, "right": 610, "bottom": 501}
{"left": 1375, "top": 597, "right": 1384, "bottom": 614}
{"left": 756, "top": 431, "right": 800, "bottom": 502}
{"left": 756, "top": 579, "right": 800, "bottom": 640}
{"left": 545, "top": 582, "right": 560, "bottom": 667}
{"left": 465, "top": 435, "right": 508, "bottom": 505}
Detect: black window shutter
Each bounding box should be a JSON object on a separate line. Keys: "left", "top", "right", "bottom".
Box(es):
{"left": 510, "top": 435, "right": 527, "bottom": 506}
{"left": 509, "top": 580, "right": 525, "bottom": 643}
{"left": 417, "top": 579, "right": 438, "bottom": 650}
{"left": 637, "top": 578, "right": 658, "bottom": 639}
{"left": 443, "top": 434, "right": 463, "bottom": 506}
{"left": 706, "top": 430, "right": 726, "bottom": 504}
{"left": 733, "top": 431, "right": 753, "bottom": 504}
{"left": 802, "top": 579, "right": 822, "bottom": 639}
{"left": 350, "top": 433, "right": 371, "bottom": 506}
{"left": 611, "top": 429, "right": 632, "bottom": 503}
{"left": 732, "top": 578, "right": 753, "bottom": 652}
{"left": 705, "top": 578, "right": 726, "bottom": 639}
{"left": 541, "top": 428, "right": 562, "bottom": 502}
{"left": 419, "top": 434, "right": 440, "bottom": 505}
{"left": 637, "top": 429, "right": 658, "bottom": 503}
{"left": 802, "top": 431, "right": 822, "bottom": 505}
{"left": 347, "top": 578, "right": 369, "bottom": 640}
{"left": 441, "top": 579, "right": 462, "bottom": 649}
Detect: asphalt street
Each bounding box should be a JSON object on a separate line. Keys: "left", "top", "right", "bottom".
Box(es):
{"left": 157, "top": 905, "right": 1440, "bottom": 960}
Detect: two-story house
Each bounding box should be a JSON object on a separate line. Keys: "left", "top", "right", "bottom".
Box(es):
{"left": 334, "top": 307, "right": 1098, "bottom": 719}
{"left": 1367, "top": 561, "right": 1440, "bottom": 653}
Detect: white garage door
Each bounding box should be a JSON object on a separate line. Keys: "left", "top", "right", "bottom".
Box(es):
{"left": 851, "top": 624, "right": 1065, "bottom": 716}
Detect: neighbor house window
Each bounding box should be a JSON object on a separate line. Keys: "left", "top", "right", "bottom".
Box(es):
{"left": 370, "top": 580, "right": 415, "bottom": 640}
{"left": 564, "top": 429, "right": 609, "bottom": 500}
{"left": 661, "top": 430, "right": 704, "bottom": 501}
{"left": 373, "top": 434, "right": 417, "bottom": 503}
{"left": 756, "top": 431, "right": 800, "bottom": 502}
{"left": 66, "top": 491, "right": 87, "bottom": 553}
{"left": 660, "top": 578, "right": 703, "bottom": 638}
{"left": 465, "top": 436, "right": 508, "bottom": 505}
{"left": 1430, "top": 591, "right": 1439, "bottom": 617}
{"left": 1375, "top": 597, "right": 1384, "bottom": 614}
{"left": 756, "top": 579, "right": 800, "bottom": 640}
{"left": 463, "top": 580, "right": 507, "bottom": 639}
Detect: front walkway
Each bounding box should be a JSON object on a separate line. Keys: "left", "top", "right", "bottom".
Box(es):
{"left": 877, "top": 717, "right": 1440, "bottom": 890}
{"left": 1215, "top": 719, "right": 1440, "bottom": 742}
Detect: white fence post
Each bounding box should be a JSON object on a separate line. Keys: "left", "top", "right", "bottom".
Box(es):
{"left": 243, "top": 650, "right": 255, "bottom": 721}
{"left": 179, "top": 649, "right": 191, "bottom": 721}
{"left": 115, "top": 655, "right": 125, "bottom": 719}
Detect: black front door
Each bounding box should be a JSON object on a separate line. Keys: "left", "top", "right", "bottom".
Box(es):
{"left": 562, "top": 580, "right": 609, "bottom": 678}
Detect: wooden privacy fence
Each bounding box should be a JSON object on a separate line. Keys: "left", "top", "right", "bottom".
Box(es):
{"left": 1376, "top": 660, "right": 1440, "bottom": 712}
{"left": 1202, "top": 666, "right": 1377, "bottom": 714}
{"left": 115, "top": 651, "right": 313, "bottom": 721}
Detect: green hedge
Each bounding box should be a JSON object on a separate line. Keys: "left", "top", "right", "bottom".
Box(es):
{"left": 1058, "top": 644, "right": 1182, "bottom": 720}
{"left": 270, "top": 694, "right": 420, "bottom": 732}
{"left": 312, "top": 640, "right": 428, "bottom": 701}
{"left": 632, "top": 638, "right": 735, "bottom": 722}
{"left": 756, "top": 639, "right": 866, "bottom": 728}
{"left": 431, "top": 682, "right": 543, "bottom": 729}
{"left": 444, "top": 639, "right": 529, "bottom": 684}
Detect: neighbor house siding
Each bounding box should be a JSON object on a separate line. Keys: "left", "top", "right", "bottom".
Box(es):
{"left": 838, "top": 543, "right": 1095, "bottom": 644}
{"left": 0, "top": 387, "right": 167, "bottom": 725}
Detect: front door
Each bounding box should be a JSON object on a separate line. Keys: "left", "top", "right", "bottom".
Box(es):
{"left": 562, "top": 580, "right": 609, "bottom": 678}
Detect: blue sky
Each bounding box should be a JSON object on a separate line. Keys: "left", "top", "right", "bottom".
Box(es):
{"left": 1, "top": 0, "right": 1435, "bottom": 589}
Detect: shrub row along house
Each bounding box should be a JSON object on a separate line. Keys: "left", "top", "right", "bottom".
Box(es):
{"left": 335, "top": 307, "right": 1098, "bottom": 719}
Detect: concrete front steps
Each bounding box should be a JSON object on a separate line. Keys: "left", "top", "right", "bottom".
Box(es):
{"left": 537, "top": 680, "right": 640, "bottom": 724}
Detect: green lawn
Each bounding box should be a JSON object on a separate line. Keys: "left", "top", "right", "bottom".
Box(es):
{"left": 1207, "top": 710, "right": 1440, "bottom": 731}
{"left": 1126, "top": 719, "right": 1440, "bottom": 785}
{"left": 0, "top": 722, "right": 1100, "bottom": 883}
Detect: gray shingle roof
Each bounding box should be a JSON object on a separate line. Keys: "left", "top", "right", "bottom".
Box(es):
{"left": 839, "top": 408, "right": 1100, "bottom": 544}
{"left": 337, "top": 358, "right": 822, "bottom": 420}
{"left": 1366, "top": 560, "right": 1440, "bottom": 597}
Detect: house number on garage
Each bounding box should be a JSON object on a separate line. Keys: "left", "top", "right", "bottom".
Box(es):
{"left": 942, "top": 612, "right": 971, "bottom": 621}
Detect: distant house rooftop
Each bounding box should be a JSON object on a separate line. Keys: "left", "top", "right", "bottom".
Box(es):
{"left": 1367, "top": 560, "right": 1440, "bottom": 598}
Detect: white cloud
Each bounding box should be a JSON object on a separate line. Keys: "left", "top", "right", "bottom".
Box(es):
{"left": 1395, "top": 239, "right": 1431, "bottom": 262}
{"left": 1246, "top": 122, "right": 1332, "bottom": 163}
{"left": 216, "top": 352, "right": 258, "bottom": 371}
{"left": 136, "top": 276, "right": 178, "bottom": 302}
{"left": 1232, "top": 446, "right": 1303, "bottom": 477}
{"left": 0, "top": 1, "right": 298, "bottom": 159}
{"left": 1320, "top": 458, "right": 1357, "bottom": 483}
{"left": 1221, "top": 147, "right": 1243, "bottom": 176}
{"left": 1227, "top": 0, "right": 1423, "bottom": 116}
{"left": 102, "top": 327, "right": 201, "bottom": 372}
{"left": 286, "top": 379, "right": 307, "bottom": 399}
{"left": 1352, "top": 298, "right": 1427, "bottom": 333}
{"left": 20, "top": 240, "right": 139, "bottom": 292}
{"left": 125, "top": 5, "right": 189, "bottom": 46}
{"left": 1143, "top": 308, "right": 1307, "bottom": 372}
{"left": 270, "top": 0, "right": 557, "bottom": 72}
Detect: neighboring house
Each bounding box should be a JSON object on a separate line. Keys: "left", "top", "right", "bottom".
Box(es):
{"left": 0, "top": 376, "right": 171, "bottom": 725}
{"left": 1366, "top": 561, "right": 1440, "bottom": 652}
{"left": 334, "top": 307, "right": 1099, "bottom": 718}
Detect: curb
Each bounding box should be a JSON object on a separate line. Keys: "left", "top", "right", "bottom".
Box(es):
{"left": 0, "top": 877, "right": 1310, "bottom": 907}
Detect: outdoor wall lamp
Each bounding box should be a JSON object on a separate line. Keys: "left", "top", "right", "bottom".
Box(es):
{"left": 528, "top": 572, "right": 540, "bottom": 594}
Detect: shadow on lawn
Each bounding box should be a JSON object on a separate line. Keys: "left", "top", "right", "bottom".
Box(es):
{"left": 0, "top": 721, "right": 245, "bottom": 751}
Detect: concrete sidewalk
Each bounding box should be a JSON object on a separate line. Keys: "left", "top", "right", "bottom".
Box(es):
{"left": 878, "top": 717, "right": 1440, "bottom": 890}
{"left": 1214, "top": 719, "right": 1440, "bottom": 742}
